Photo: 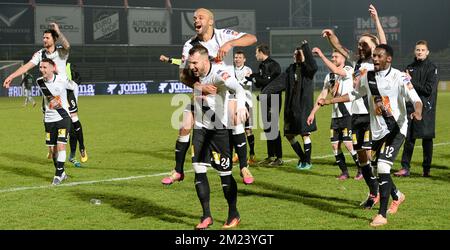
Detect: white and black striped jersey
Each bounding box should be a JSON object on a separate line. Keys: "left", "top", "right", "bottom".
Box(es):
{"left": 30, "top": 47, "right": 69, "bottom": 79}
{"left": 323, "top": 65, "right": 354, "bottom": 118}
{"left": 349, "top": 67, "right": 422, "bottom": 140}
{"left": 36, "top": 75, "right": 75, "bottom": 123}
{"left": 351, "top": 61, "right": 373, "bottom": 114}
{"left": 180, "top": 28, "right": 246, "bottom": 70}
{"left": 195, "top": 63, "right": 246, "bottom": 129}
{"left": 234, "top": 65, "right": 253, "bottom": 107}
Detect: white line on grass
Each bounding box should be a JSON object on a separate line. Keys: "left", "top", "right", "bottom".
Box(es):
{"left": 0, "top": 141, "right": 449, "bottom": 193}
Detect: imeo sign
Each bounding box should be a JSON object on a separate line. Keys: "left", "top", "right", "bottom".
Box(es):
{"left": 117, "top": 83, "right": 147, "bottom": 95}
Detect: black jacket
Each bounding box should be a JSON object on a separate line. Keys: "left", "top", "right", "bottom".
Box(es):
{"left": 252, "top": 57, "right": 281, "bottom": 92}
{"left": 405, "top": 57, "right": 439, "bottom": 139}
{"left": 261, "top": 43, "right": 318, "bottom": 134}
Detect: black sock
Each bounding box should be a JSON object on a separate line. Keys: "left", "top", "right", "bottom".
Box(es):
{"left": 290, "top": 141, "right": 305, "bottom": 162}
{"left": 361, "top": 163, "right": 378, "bottom": 196}
{"left": 194, "top": 173, "right": 211, "bottom": 218}
{"left": 175, "top": 139, "right": 190, "bottom": 174}
{"left": 391, "top": 183, "right": 399, "bottom": 200}
{"left": 352, "top": 152, "right": 360, "bottom": 168}
{"left": 72, "top": 121, "right": 85, "bottom": 151}
{"left": 304, "top": 143, "right": 312, "bottom": 164}
{"left": 232, "top": 133, "right": 248, "bottom": 170}
{"left": 52, "top": 156, "right": 57, "bottom": 168}
{"left": 378, "top": 173, "right": 393, "bottom": 217}
{"left": 335, "top": 153, "right": 348, "bottom": 173}
{"left": 247, "top": 134, "right": 255, "bottom": 156}
{"left": 220, "top": 175, "right": 239, "bottom": 220}
{"left": 55, "top": 161, "right": 65, "bottom": 176}
{"left": 69, "top": 126, "right": 77, "bottom": 158}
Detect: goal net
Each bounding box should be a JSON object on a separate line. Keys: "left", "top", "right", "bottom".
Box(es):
{"left": 0, "top": 60, "right": 23, "bottom": 97}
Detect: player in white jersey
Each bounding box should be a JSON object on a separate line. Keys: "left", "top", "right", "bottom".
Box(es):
{"left": 345, "top": 44, "right": 422, "bottom": 227}
{"left": 188, "top": 45, "right": 247, "bottom": 230}
{"left": 230, "top": 50, "right": 255, "bottom": 184}
{"left": 320, "top": 4, "right": 388, "bottom": 208}
{"left": 307, "top": 48, "right": 360, "bottom": 180}
{"left": 161, "top": 8, "right": 257, "bottom": 185}
{"left": 2, "top": 23, "right": 88, "bottom": 167}
{"left": 39, "top": 59, "right": 75, "bottom": 185}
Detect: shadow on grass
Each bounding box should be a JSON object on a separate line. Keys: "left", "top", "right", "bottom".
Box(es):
{"left": 239, "top": 180, "right": 367, "bottom": 221}
{"left": 0, "top": 163, "right": 50, "bottom": 182}
{"left": 72, "top": 190, "right": 199, "bottom": 227}
{"left": 0, "top": 152, "right": 49, "bottom": 166}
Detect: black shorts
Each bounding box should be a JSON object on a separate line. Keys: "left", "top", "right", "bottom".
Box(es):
{"left": 330, "top": 116, "right": 352, "bottom": 143}
{"left": 371, "top": 127, "right": 405, "bottom": 166}
{"left": 44, "top": 117, "right": 71, "bottom": 146}
{"left": 67, "top": 90, "right": 78, "bottom": 113}
{"left": 191, "top": 128, "right": 232, "bottom": 173}
{"left": 244, "top": 102, "right": 253, "bottom": 129}
{"left": 352, "top": 114, "right": 371, "bottom": 150}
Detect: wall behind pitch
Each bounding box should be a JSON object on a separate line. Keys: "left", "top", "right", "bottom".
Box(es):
{"left": 84, "top": 6, "right": 128, "bottom": 44}
{"left": 0, "top": 4, "right": 34, "bottom": 44}
{"left": 35, "top": 5, "right": 84, "bottom": 45}
{"left": 128, "top": 8, "right": 171, "bottom": 45}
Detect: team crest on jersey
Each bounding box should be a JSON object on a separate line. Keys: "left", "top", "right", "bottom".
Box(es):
{"left": 224, "top": 29, "right": 239, "bottom": 36}
{"left": 220, "top": 71, "right": 230, "bottom": 80}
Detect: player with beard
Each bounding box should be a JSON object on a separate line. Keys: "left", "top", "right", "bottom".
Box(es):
{"left": 320, "top": 4, "right": 389, "bottom": 208}
{"left": 161, "top": 8, "right": 257, "bottom": 186}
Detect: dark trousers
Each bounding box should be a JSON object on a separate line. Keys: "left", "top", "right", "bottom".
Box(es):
{"left": 261, "top": 93, "right": 283, "bottom": 159}
{"left": 401, "top": 135, "right": 433, "bottom": 171}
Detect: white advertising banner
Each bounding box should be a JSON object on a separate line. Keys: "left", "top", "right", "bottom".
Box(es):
{"left": 128, "top": 8, "right": 171, "bottom": 45}
{"left": 35, "top": 5, "right": 83, "bottom": 45}
{"left": 181, "top": 9, "right": 255, "bottom": 41}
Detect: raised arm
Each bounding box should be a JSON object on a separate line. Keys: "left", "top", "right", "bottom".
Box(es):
{"left": 312, "top": 47, "right": 346, "bottom": 77}
{"left": 51, "top": 22, "right": 70, "bottom": 50}
{"left": 301, "top": 41, "right": 318, "bottom": 76}
{"left": 260, "top": 72, "right": 287, "bottom": 94}
{"left": 322, "top": 29, "right": 350, "bottom": 60}
{"left": 369, "top": 4, "right": 387, "bottom": 44}
{"left": 217, "top": 33, "right": 257, "bottom": 61}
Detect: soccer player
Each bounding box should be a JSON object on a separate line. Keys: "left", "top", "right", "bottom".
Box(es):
{"left": 188, "top": 45, "right": 248, "bottom": 229}
{"left": 261, "top": 41, "right": 317, "bottom": 170}
{"left": 307, "top": 47, "right": 360, "bottom": 179}
{"left": 66, "top": 62, "right": 86, "bottom": 167}
{"left": 320, "top": 4, "right": 386, "bottom": 207}
{"left": 21, "top": 71, "right": 36, "bottom": 107}
{"left": 2, "top": 23, "right": 88, "bottom": 166}
{"left": 231, "top": 50, "right": 255, "bottom": 184}
{"left": 161, "top": 8, "right": 257, "bottom": 185}
{"left": 336, "top": 44, "right": 422, "bottom": 227}
{"left": 16, "top": 59, "right": 74, "bottom": 184}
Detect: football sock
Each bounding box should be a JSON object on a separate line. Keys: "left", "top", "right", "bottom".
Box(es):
{"left": 194, "top": 173, "right": 211, "bottom": 218}
{"left": 72, "top": 120, "right": 85, "bottom": 151}
{"left": 289, "top": 138, "right": 305, "bottom": 162}
{"left": 220, "top": 175, "right": 239, "bottom": 219}
{"left": 378, "top": 173, "right": 393, "bottom": 217}
{"left": 175, "top": 135, "right": 190, "bottom": 174}
{"left": 232, "top": 133, "right": 248, "bottom": 170}
{"left": 247, "top": 134, "right": 255, "bottom": 156}
{"left": 361, "top": 162, "right": 378, "bottom": 196}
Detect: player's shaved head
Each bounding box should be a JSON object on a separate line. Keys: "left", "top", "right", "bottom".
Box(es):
{"left": 195, "top": 8, "right": 214, "bottom": 21}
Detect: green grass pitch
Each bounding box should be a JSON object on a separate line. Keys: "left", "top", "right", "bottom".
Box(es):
{"left": 0, "top": 91, "right": 449, "bottom": 230}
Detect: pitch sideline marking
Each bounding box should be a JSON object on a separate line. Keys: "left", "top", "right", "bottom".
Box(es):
{"left": 0, "top": 141, "right": 449, "bottom": 194}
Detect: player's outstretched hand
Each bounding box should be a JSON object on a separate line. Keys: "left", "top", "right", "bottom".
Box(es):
{"left": 306, "top": 114, "right": 314, "bottom": 126}
{"left": 3, "top": 76, "right": 12, "bottom": 88}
